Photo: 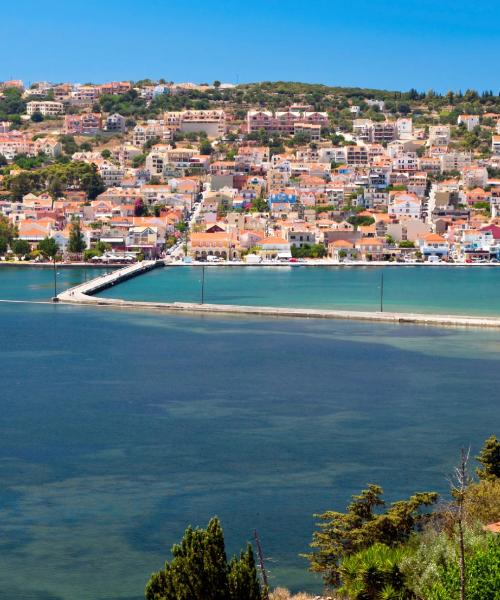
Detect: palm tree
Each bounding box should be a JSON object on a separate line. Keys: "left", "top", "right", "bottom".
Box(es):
{"left": 338, "top": 543, "right": 411, "bottom": 600}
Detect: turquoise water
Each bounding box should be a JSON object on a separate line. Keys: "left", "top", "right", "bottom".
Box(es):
{"left": 1, "top": 269, "right": 500, "bottom": 599}
{"left": 98, "top": 265, "right": 500, "bottom": 316}
{"left": 0, "top": 266, "right": 112, "bottom": 301}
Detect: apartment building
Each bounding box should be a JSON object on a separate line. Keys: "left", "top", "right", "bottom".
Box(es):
{"left": 26, "top": 101, "right": 64, "bottom": 117}
{"left": 64, "top": 113, "right": 102, "bottom": 135}
{"left": 346, "top": 145, "right": 369, "bottom": 166}
{"left": 163, "top": 110, "right": 226, "bottom": 138}
{"left": 294, "top": 122, "right": 321, "bottom": 141}
{"left": 105, "top": 113, "right": 127, "bottom": 132}
{"left": 247, "top": 110, "right": 328, "bottom": 134}
{"left": 428, "top": 125, "right": 451, "bottom": 146}
{"left": 353, "top": 119, "right": 396, "bottom": 143}
{"left": 439, "top": 152, "right": 472, "bottom": 173}
{"left": 133, "top": 122, "right": 172, "bottom": 146}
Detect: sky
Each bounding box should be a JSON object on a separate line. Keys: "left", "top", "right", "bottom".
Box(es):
{"left": 2, "top": 0, "right": 499, "bottom": 92}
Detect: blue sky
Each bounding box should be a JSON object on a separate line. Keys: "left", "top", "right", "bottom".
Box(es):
{"left": 2, "top": 0, "right": 499, "bottom": 92}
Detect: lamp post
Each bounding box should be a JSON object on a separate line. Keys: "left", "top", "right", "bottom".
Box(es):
{"left": 52, "top": 256, "right": 59, "bottom": 302}
{"left": 200, "top": 265, "right": 205, "bottom": 304}
{"left": 380, "top": 271, "right": 384, "bottom": 312}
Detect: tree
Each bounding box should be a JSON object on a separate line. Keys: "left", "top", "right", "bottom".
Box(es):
{"left": 0, "top": 215, "right": 18, "bottom": 244}
{"left": 0, "top": 237, "right": 7, "bottom": 255}
{"left": 30, "top": 111, "right": 44, "bottom": 122}
{"left": 38, "top": 237, "right": 59, "bottom": 260}
{"left": 68, "top": 218, "right": 86, "bottom": 253}
{"left": 213, "top": 80, "right": 222, "bottom": 89}
{"left": 135, "top": 198, "right": 146, "bottom": 216}
{"left": 0, "top": 153, "right": 7, "bottom": 166}
{"left": 476, "top": 435, "right": 500, "bottom": 481}
{"left": 48, "top": 175, "right": 64, "bottom": 201}
{"left": 101, "top": 149, "right": 111, "bottom": 159}
{"left": 11, "top": 239, "right": 30, "bottom": 256}
{"left": 80, "top": 164, "right": 105, "bottom": 199}
{"left": 145, "top": 517, "right": 262, "bottom": 600}
{"left": 199, "top": 140, "right": 213, "bottom": 155}
{"left": 305, "top": 484, "right": 438, "bottom": 587}
{"left": 338, "top": 543, "right": 412, "bottom": 600}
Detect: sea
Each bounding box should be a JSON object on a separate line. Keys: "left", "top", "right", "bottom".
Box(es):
{"left": 1, "top": 265, "right": 499, "bottom": 599}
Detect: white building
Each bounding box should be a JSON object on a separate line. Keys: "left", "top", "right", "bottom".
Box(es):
{"left": 26, "top": 101, "right": 64, "bottom": 117}
{"left": 457, "top": 115, "right": 480, "bottom": 132}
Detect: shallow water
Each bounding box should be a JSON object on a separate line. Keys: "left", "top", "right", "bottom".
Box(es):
{"left": 98, "top": 265, "right": 500, "bottom": 316}
{"left": 1, "top": 268, "right": 499, "bottom": 599}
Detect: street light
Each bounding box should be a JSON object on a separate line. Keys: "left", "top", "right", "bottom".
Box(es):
{"left": 200, "top": 265, "right": 205, "bottom": 304}
{"left": 379, "top": 271, "right": 384, "bottom": 312}
{"left": 52, "top": 256, "right": 59, "bottom": 302}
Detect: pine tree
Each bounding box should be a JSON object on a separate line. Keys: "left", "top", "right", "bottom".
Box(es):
{"left": 476, "top": 435, "right": 500, "bottom": 481}
{"left": 145, "top": 517, "right": 262, "bottom": 600}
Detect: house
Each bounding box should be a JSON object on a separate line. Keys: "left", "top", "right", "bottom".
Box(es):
{"left": 258, "top": 236, "right": 291, "bottom": 260}
{"left": 416, "top": 233, "right": 450, "bottom": 258}
{"left": 388, "top": 192, "right": 421, "bottom": 219}
{"left": 34, "top": 137, "right": 62, "bottom": 158}
{"left": 328, "top": 239, "right": 357, "bottom": 261}
{"left": 126, "top": 226, "right": 164, "bottom": 258}
{"left": 354, "top": 237, "right": 387, "bottom": 260}
{"left": 457, "top": 115, "right": 480, "bottom": 132}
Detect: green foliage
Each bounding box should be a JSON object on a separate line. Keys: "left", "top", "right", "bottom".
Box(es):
{"left": 30, "top": 111, "right": 44, "bottom": 123}
{"left": 13, "top": 153, "right": 47, "bottom": 170}
{"left": 38, "top": 237, "right": 59, "bottom": 259}
{"left": 339, "top": 543, "right": 412, "bottom": 600}
{"left": 403, "top": 531, "right": 500, "bottom": 600}
{"left": 199, "top": 140, "right": 213, "bottom": 155}
{"left": 58, "top": 134, "right": 79, "bottom": 155}
{"left": 476, "top": 435, "right": 500, "bottom": 481}
{"left": 291, "top": 243, "right": 327, "bottom": 258}
{"left": 0, "top": 88, "right": 26, "bottom": 120}
{"left": 464, "top": 478, "right": 500, "bottom": 525}
{"left": 0, "top": 215, "right": 18, "bottom": 244}
{"left": 399, "top": 241, "right": 415, "bottom": 249}
{"left": 250, "top": 197, "right": 269, "bottom": 213}
{"left": 4, "top": 161, "right": 104, "bottom": 200}
{"left": 101, "top": 149, "right": 111, "bottom": 159}
{"left": 306, "top": 484, "right": 438, "bottom": 587}
{"left": 132, "top": 153, "right": 147, "bottom": 168}
{"left": 11, "top": 238, "right": 30, "bottom": 256}
{"left": 0, "top": 237, "right": 7, "bottom": 254}
{"left": 68, "top": 218, "right": 86, "bottom": 253}
{"left": 347, "top": 215, "right": 375, "bottom": 228}
{"left": 145, "top": 517, "right": 261, "bottom": 600}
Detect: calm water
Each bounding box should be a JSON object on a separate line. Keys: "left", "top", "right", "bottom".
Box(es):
{"left": 98, "top": 265, "right": 500, "bottom": 316}
{"left": 0, "top": 266, "right": 112, "bottom": 301}
{"left": 1, "top": 268, "right": 500, "bottom": 599}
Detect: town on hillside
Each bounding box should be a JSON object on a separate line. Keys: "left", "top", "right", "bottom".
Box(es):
{"left": 1, "top": 79, "right": 500, "bottom": 264}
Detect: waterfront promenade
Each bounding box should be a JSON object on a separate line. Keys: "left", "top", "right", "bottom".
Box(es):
{"left": 57, "top": 260, "right": 500, "bottom": 329}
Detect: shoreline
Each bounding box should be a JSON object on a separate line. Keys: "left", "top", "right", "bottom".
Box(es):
{"left": 3, "top": 259, "right": 500, "bottom": 269}
{"left": 54, "top": 260, "right": 500, "bottom": 330}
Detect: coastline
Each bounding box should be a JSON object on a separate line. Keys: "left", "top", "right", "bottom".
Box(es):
{"left": 4, "top": 259, "right": 499, "bottom": 269}
{"left": 55, "top": 260, "right": 500, "bottom": 330}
